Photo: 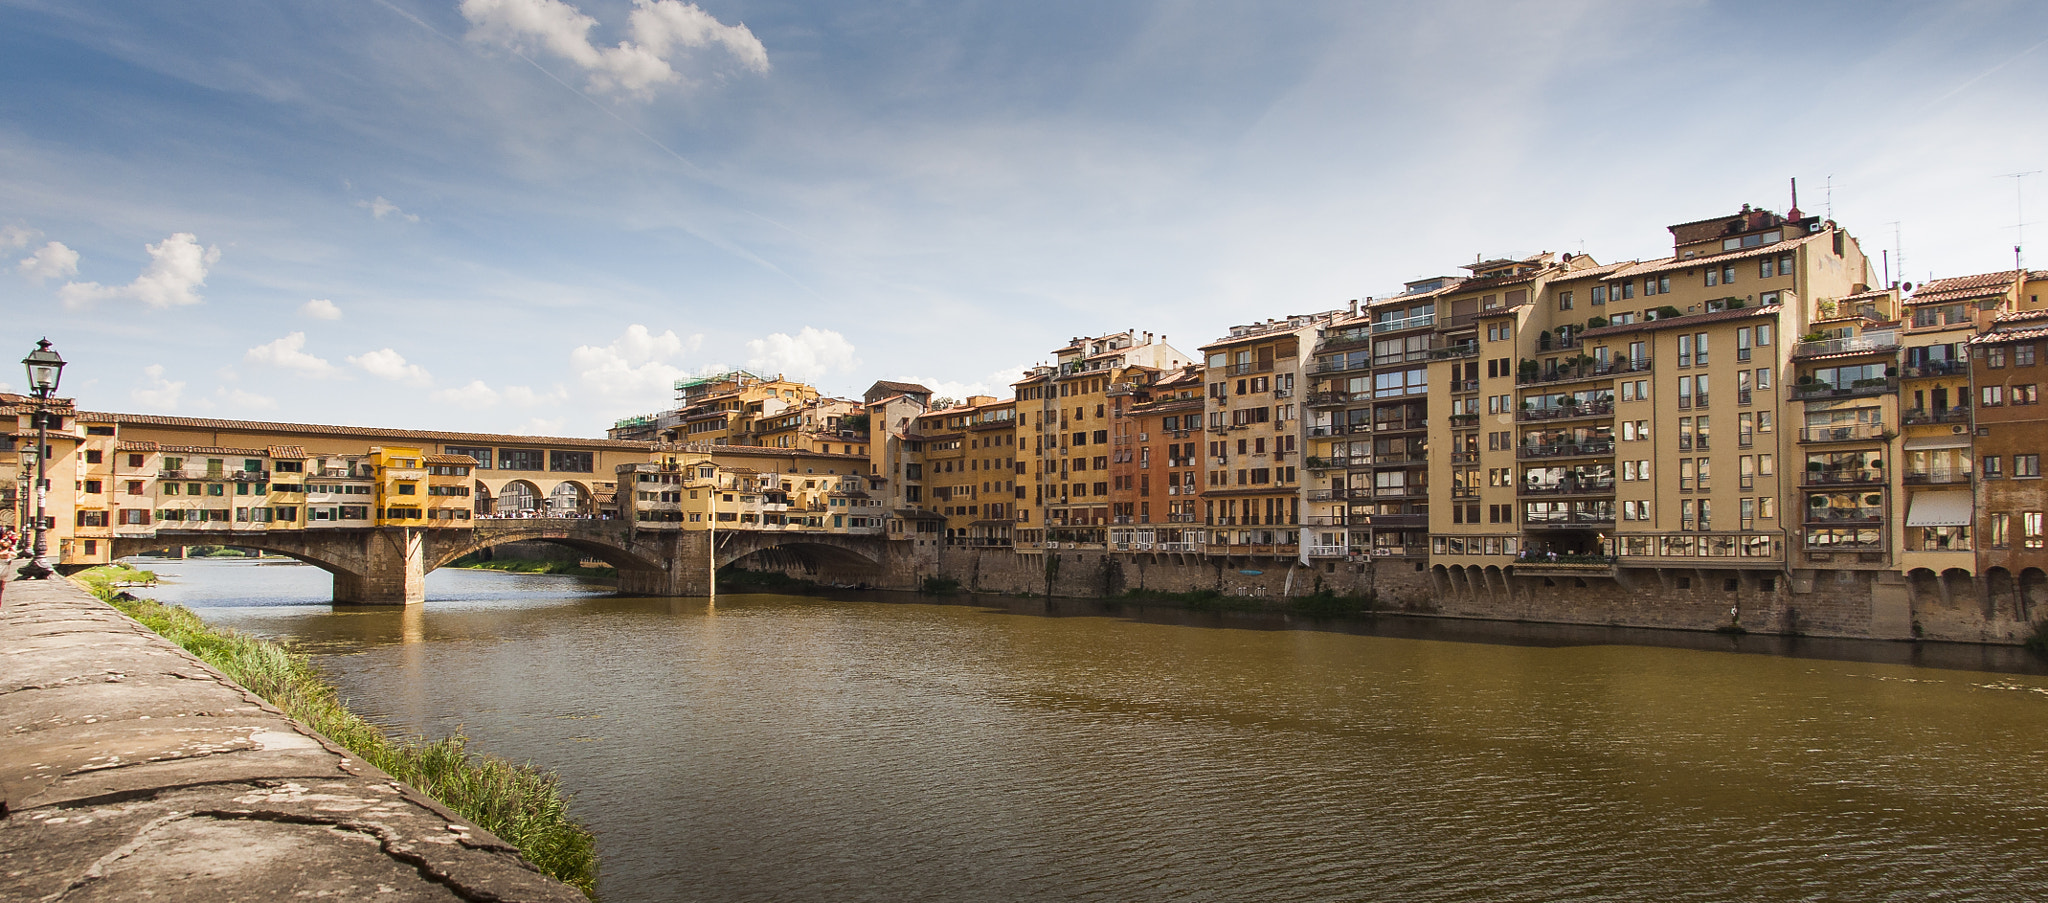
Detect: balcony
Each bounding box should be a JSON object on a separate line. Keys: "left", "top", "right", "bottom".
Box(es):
{"left": 1803, "top": 514, "right": 1884, "bottom": 527}
{"left": 1429, "top": 342, "right": 1480, "bottom": 360}
{"left": 1307, "top": 544, "right": 1350, "bottom": 558}
{"left": 1519, "top": 479, "right": 1617, "bottom": 496}
{"left": 1314, "top": 358, "right": 1370, "bottom": 375}
{"left": 1226, "top": 362, "right": 1274, "bottom": 376}
{"left": 1790, "top": 377, "right": 1896, "bottom": 401}
{"left": 1522, "top": 513, "right": 1616, "bottom": 528}
{"left": 1450, "top": 379, "right": 1480, "bottom": 393}
{"left": 1306, "top": 390, "right": 1356, "bottom": 409}
{"left": 1901, "top": 406, "right": 1970, "bottom": 425}
{"left": 1515, "top": 401, "right": 1615, "bottom": 422}
{"left": 1903, "top": 470, "right": 1974, "bottom": 486}
{"left": 1517, "top": 441, "right": 1615, "bottom": 460}
{"left": 1901, "top": 359, "right": 1968, "bottom": 379}
{"left": 1373, "top": 420, "right": 1431, "bottom": 434}
{"left": 1357, "top": 512, "right": 1427, "bottom": 528}
{"left": 1372, "top": 314, "right": 1435, "bottom": 334}
{"left": 228, "top": 470, "right": 271, "bottom": 482}
{"left": 1801, "top": 470, "right": 1885, "bottom": 487}
{"left": 1791, "top": 331, "right": 1899, "bottom": 359}
{"left": 1797, "top": 423, "right": 1887, "bottom": 444}
{"left": 1517, "top": 356, "right": 1653, "bottom": 386}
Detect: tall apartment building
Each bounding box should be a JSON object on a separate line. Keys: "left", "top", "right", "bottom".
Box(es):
{"left": 1426, "top": 205, "right": 1875, "bottom": 592}
{"left": 1107, "top": 364, "right": 1205, "bottom": 552}
{"left": 1200, "top": 312, "right": 1340, "bottom": 556}
{"left": 1307, "top": 285, "right": 1460, "bottom": 560}
{"left": 1013, "top": 331, "right": 1191, "bottom": 550}
{"left": 911, "top": 396, "right": 1019, "bottom": 548}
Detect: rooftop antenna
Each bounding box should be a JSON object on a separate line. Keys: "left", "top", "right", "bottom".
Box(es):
{"left": 1789, "top": 176, "right": 1800, "bottom": 217}
{"left": 1824, "top": 174, "right": 1834, "bottom": 221}
{"left": 1999, "top": 170, "right": 2039, "bottom": 270}
{"left": 1887, "top": 221, "right": 1903, "bottom": 289}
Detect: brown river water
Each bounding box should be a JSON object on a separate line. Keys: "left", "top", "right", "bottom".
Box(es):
{"left": 134, "top": 557, "right": 2048, "bottom": 903}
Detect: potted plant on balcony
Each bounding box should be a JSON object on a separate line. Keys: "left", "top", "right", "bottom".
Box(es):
{"left": 1518, "top": 359, "right": 1539, "bottom": 382}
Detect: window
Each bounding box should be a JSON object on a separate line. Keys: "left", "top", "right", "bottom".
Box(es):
{"left": 1989, "top": 346, "right": 2007, "bottom": 369}
{"left": 499, "top": 449, "right": 545, "bottom": 471}
{"left": 2018, "top": 344, "right": 2037, "bottom": 366}
{"left": 2028, "top": 512, "right": 2046, "bottom": 550}
{"left": 1989, "top": 513, "right": 2010, "bottom": 548}
{"left": 1693, "top": 333, "right": 1709, "bottom": 367}
{"left": 1982, "top": 385, "right": 2005, "bottom": 407}
{"left": 1559, "top": 291, "right": 1573, "bottom": 310}
{"left": 1705, "top": 268, "right": 1719, "bottom": 287}
{"left": 447, "top": 446, "right": 492, "bottom": 469}
{"left": 1984, "top": 455, "right": 2004, "bottom": 479}
{"left": 2019, "top": 454, "right": 2041, "bottom": 478}
{"left": 2015, "top": 384, "right": 2039, "bottom": 405}
{"left": 1592, "top": 286, "right": 1607, "bottom": 305}
{"left": 549, "top": 450, "right": 594, "bottom": 473}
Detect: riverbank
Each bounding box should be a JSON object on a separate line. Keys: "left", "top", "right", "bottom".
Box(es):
{"left": 70, "top": 565, "right": 599, "bottom": 897}
{"left": 452, "top": 557, "right": 620, "bottom": 579}
{"left": 0, "top": 569, "right": 590, "bottom": 902}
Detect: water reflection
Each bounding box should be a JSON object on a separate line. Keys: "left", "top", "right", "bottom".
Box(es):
{"left": 133, "top": 558, "right": 2048, "bottom": 903}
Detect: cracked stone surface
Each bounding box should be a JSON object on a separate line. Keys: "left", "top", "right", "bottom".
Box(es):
{"left": 0, "top": 573, "right": 587, "bottom": 902}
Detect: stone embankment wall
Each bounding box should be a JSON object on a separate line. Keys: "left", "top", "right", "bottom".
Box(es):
{"left": 749, "top": 542, "right": 2038, "bottom": 645}
{"left": 0, "top": 574, "right": 585, "bottom": 903}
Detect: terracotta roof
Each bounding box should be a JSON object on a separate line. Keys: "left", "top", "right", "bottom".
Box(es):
{"left": 1840, "top": 288, "right": 1894, "bottom": 302}
{"left": 1579, "top": 304, "right": 1781, "bottom": 340}
{"left": 424, "top": 454, "right": 478, "bottom": 465}
{"left": 867, "top": 380, "right": 931, "bottom": 395}
{"left": 1618, "top": 231, "right": 1825, "bottom": 279}
{"left": 1968, "top": 325, "right": 2048, "bottom": 345}
{"left": 116, "top": 440, "right": 161, "bottom": 452}
{"left": 1906, "top": 270, "right": 2023, "bottom": 306}
{"left": 150, "top": 445, "right": 269, "bottom": 457}
{"left": 83, "top": 411, "right": 650, "bottom": 449}
{"left": 265, "top": 445, "right": 308, "bottom": 459}
{"left": 1992, "top": 308, "right": 2048, "bottom": 325}
{"left": 1547, "top": 260, "right": 1635, "bottom": 283}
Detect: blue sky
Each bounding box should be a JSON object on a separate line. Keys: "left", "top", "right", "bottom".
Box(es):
{"left": 3, "top": 0, "right": 2045, "bottom": 435}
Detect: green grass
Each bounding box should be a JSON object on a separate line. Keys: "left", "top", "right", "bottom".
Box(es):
{"left": 452, "top": 556, "right": 618, "bottom": 579}
{"left": 1287, "top": 589, "right": 1377, "bottom": 619}
{"left": 74, "top": 567, "right": 599, "bottom": 898}
{"left": 919, "top": 575, "right": 964, "bottom": 595}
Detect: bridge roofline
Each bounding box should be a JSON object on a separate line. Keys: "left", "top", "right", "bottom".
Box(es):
{"left": 80, "top": 411, "right": 654, "bottom": 451}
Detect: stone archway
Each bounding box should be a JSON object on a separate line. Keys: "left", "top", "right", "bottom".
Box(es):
{"left": 547, "top": 481, "right": 591, "bottom": 517}
{"left": 474, "top": 481, "right": 495, "bottom": 516}
{"left": 496, "top": 480, "right": 541, "bottom": 516}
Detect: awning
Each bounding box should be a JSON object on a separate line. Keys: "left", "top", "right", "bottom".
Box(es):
{"left": 1902, "top": 435, "right": 1972, "bottom": 451}
{"left": 1906, "top": 491, "right": 1974, "bottom": 527}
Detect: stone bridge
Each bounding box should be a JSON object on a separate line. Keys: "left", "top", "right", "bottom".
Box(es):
{"left": 110, "top": 520, "right": 898, "bottom": 605}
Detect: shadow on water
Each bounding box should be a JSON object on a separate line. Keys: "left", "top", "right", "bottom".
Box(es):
{"left": 766, "top": 588, "right": 2048, "bottom": 677}
{"left": 133, "top": 557, "right": 2048, "bottom": 676}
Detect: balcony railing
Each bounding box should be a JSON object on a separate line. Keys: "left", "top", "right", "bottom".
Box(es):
{"left": 1797, "top": 423, "right": 1887, "bottom": 443}
{"left": 1791, "top": 331, "right": 1899, "bottom": 359}
{"left": 1517, "top": 441, "right": 1615, "bottom": 460}
{"left": 1313, "top": 358, "right": 1369, "bottom": 375}
{"left": 1519, "top": 480, "right": 1618, "bottom": 496}
{"left": 1801, "top": 470, "right": 1885, "bottom": 486}
{"left": 1522, "top": 513, "right": 1617, "bottom": 528}
{"left": 1517, "top": 357, "right": 1653, "bottom": 386}
{"left": 1803, "top": 513, "right": 1885, "bottom": 527}
{"left": 1901, "top": 406, "right": 1970, "bottom": 425}
{"left": 1903, "top": 471, "right": 1974, "bottom": 485}
{"left": 1516, "top": 401, "right": 1616, "bottom": 422}
{"left": 1901, "top": 359, "right": 1968, "bottom": 378}
{"left": 1450, "top": 379, "right": 1479, "bottom": 393}
{"left": 1372, "top": 314, "right": 1435, "bottom": 333}
{"left": 1357, "top": 513, "right": 1427, "bottom": 527}
{"left": 1429, "top": 343, "right": 1480, "bottom": 360}
{"left": 1307, "top": 544, "right": 1350, "bottom": 558}
{"left": 1790, "top": 377, "right": 1896, "bottom": 400}
{"left": 1306, "top": 390, "right": 1356, "bottom": 408}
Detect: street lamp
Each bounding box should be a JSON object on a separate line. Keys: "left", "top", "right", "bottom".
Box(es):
{"left": 17, "top": 338, "right": 66, "bottom": 579}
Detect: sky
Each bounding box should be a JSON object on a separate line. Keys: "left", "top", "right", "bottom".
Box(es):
{"left": 3, "top": 0, "right": 2046, "bottom": 437}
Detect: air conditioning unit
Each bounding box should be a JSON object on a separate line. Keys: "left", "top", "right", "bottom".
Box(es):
{"left": 1951, "top": 425, "right": 1969, "bottom": 435}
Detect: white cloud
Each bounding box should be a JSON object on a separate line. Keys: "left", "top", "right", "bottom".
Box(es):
{"left": 302, "top": 298, "right": 342, "bottom": 320}
{"left": 17, "top": 241, "right": 80, "bottom": 283}
{"left": 131, "top": 364, "right": 185, "bottom": 409}
{"left": 348, "top": 348, "right": 432, "bottom": 384}
{"left": 357, "top": 196, "right": 420, "bottom": 222}
{"left": 215, "top": 387, "right": 277, "bottom": 411}
{"left": 245, "top": 332, "right": 338, "bottom": 376}
{"left": 520, "top": 416, "right": 568, "bottom": 435}
{"left": 570, "top": 324, "right": 702, "bottom": 400}
{"left": 2, "top": 225, "right": 40, "bottom": 248}
{"left": 745, "top": 327, "right": 858, "bottom": 381}
{"left": 59, "top": 232, "right": 220, "bottom": 309}
{"left": 429, "top": 380, "right": 567, "bottom": 408}
{"left": 460, "top": 0, "right": 768, "bottom": 98}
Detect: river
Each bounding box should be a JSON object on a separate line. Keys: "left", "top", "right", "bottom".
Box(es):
{"left": 134, "top": 557, "right": 2048, "bottom": 903}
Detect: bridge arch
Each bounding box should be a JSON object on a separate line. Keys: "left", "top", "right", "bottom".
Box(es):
{"left": 495, "top": 480, "right": 542, "bottom": 515}
{"left": 111, "top": 535, "right": 360, "bottom": 578}
{"left": 425, "top": 527, "right": 667, "bottom": 575}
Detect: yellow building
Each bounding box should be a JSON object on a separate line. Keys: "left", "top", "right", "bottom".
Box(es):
{"left": 366, "top": 446, "right": 430, "bottom": 527}
{"left": 1203, "top": 312, "right": 1340, "bottom": 557}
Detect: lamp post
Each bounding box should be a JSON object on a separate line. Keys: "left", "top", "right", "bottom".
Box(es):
{"left": 17, "top": 339, "right": 66, "bottom": 580}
